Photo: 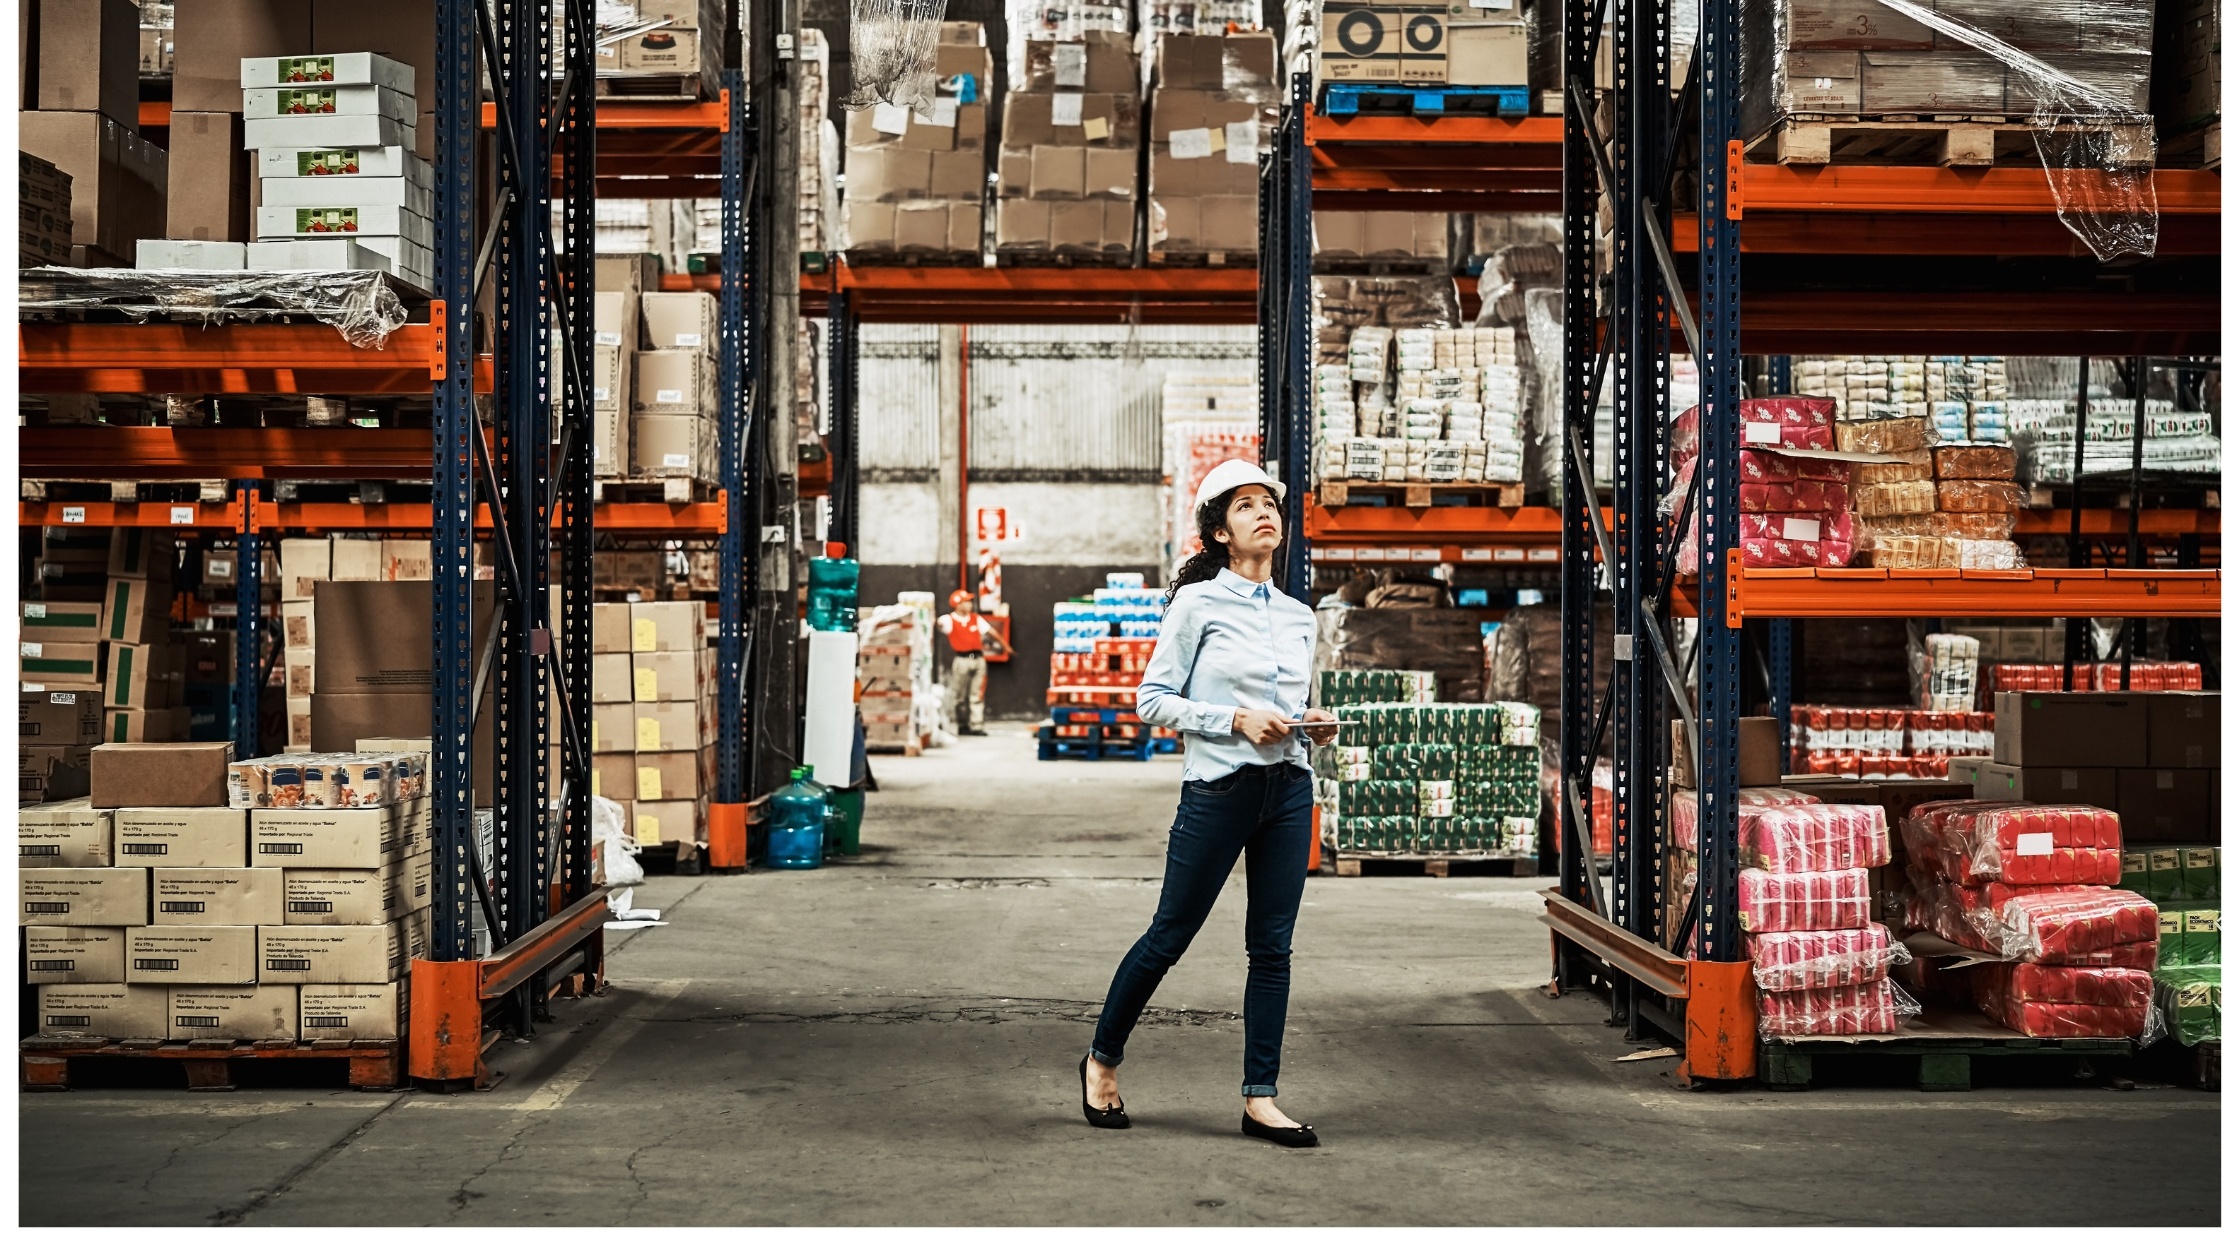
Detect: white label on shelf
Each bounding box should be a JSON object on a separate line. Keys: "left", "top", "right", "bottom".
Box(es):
{"left": 1527, "top": 547, "right": 1559, "bottom": 562}
{"left": 1493, "top": 547, "right": 1526, "bottom": 562}
{"left": 170, "top": 506, "right": 195, "bottom": 524}
{"left": 1052, "top": 44, "right": 1086, "bottom": 87}
{"left": 1613, "top": 634, "right": 1635, "bottom": 661}
{"left": 673, "top": 333, "right": 703, "bottom": 347}
{"left": 593, "top": 387, "right": 610, "bottom": 403}
{"left": 663, "top": 454, "right": 690, "bottom": 468}
{"left": 655, "top": 389, "right": 685, "bottom": 404}
{"left": 1409, "top": 547, "right": 1441, "bottom": 561}
{"left": 1225, "top": 121, "right": 1258, "bottom": 164}
{"left": 1354, "top": 547, "right": 1384, "bottom": 561}
{"left": 22, "top": 642, "right": 44, "bottom": 658}
{"left": 871, "top": 102, "right": 911, "bottom": 135}
{"left": 594, "top": 330, "right": 622, "bottom": 346}
{"left": 1745, "top": 420, "right": 1782, "bottom": 444}
{"left": 1460, "top": 547, "right": 1493, "bottom": 562}
{"left": 2016, "top": 832, "right": 2055, "bottom": 857}
{"left": 1051, "top": 93, "right": 1084, "bottom": 127}
{"left": 1781, "top": 516, "right": 1822, "bottom": 542}
{"left": 1169, "top": 127, "right": 1213, "bottom": 159}
{"left": 26, "top": 604, "right": 45, "bottom": 618}
{"left": 61, "top": 507, "right": 84, "bottom": 523}
{"left": 209, "top": 558, "right": 234, "bottom": 577}
{"left": 1324, "top": 548, "right": 1356, "bottom": 561}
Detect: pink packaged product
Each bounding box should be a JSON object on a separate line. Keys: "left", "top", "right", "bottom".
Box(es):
{"left": 1757, "top": 979, "right": 1907, "bottom": 1036}
{"left": 1993, "top": 887, "right": 2159, "bottom": 964}
{"left": 1740, "top": 803, "right": 1890, "bottom": 873}
{"left": 1736, "top": 867, "right": 1872, "bottom": 933}
{"left": 1971, "top": 963, "right": 2152, "bottom": 1038}
{"left": 1671, "top": 396, "right": 1838, "bottom": 463}
{"left": 1747, "top": 923, "right": 1906, "bottom": 992}
{"left": 1670, "top": 787, "right": 1827, "bottom": 854}
{"left": 1741, "top": 481, "right": 1851, "bottom": 513}
{"left": 1904, "top": 799, "right": 2122, "bottom": 887}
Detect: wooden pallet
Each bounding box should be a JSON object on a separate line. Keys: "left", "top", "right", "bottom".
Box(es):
{"left": 1759, "top": 1005, "right": 2132, "bottom": 1091}
{"left": 2162, "top": 120, "right": 2222, "bottom": 170}
{"left": 1309, "top": 257, "right": 1448, "bottom": 276}
{"left": 594, "top": 476, "right": 719, "bottom": 505}
{"left": 21, "top": 1035, "right": 403, "bottom": 1091}
{"left": 1144, "top": 249, "right": 1254, "bottom": 268}
{"left": 1746, "top": 114, "right": 2155, "bottom": 168}
{"left": 844, "top": 248, "right": 986, "bottom": 268}
{"left": 21, "top": 478, "right": 230, "bottom": 504}
{"left": 1328, "top": 852, "right": 1537, "bottom": 878}
{"left": 865, "top": 741, "right": 924, "bottom": 757}
{"left": 595, "top": 74, "right": 706, "bottom": 102}
{"left": 990, "top": 249, "right": 1134, "bottom": 268}
{"left": 1317, "top": 480, "right": 1525, "bottom": 509}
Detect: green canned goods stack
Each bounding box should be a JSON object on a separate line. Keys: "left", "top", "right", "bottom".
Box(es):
{"left": 1317, "top": 669, "right": 1438, "bottom": 708}
{"left": 1322, "top": 699, "right": 1544, "bottom": 859}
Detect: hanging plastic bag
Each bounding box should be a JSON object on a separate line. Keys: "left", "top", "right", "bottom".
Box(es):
{"left": 842, "top": 0, "right": 949, "bottom": 113}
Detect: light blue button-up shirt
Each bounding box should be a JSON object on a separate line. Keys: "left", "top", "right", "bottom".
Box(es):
{"left": 1137, "top": 566, "right": 1318, "bottom": 781}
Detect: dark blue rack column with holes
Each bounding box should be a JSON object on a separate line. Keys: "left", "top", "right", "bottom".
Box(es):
{"left": 1256, "top": 71, "right": 1312, "bottom": 601}
{"left": 710, "top": 67, "right": 753, "bottom": 872}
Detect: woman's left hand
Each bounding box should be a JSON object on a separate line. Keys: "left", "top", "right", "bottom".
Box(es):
{"left": 1302, "top": 708, "right": 1340, "bottom": 746}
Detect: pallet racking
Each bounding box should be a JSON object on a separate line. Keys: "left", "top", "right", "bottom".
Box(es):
{"left": 1254, "top": 4, "right": 2222, "bottom": 1084}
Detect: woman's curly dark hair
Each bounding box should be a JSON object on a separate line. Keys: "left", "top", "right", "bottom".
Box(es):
{"left": 1164, "top": 486, "right": 1278, "bottom": 609}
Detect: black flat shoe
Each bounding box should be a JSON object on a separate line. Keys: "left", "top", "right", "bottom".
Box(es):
{"left": 1079, "top": 1054, "right": 1129, "bottom": 1129}
{"left": 1242, "top": 1112, "right": 1319, "bottom": 1148}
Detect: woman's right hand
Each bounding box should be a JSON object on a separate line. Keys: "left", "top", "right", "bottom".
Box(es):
{"left": 1232, "top": 709, "right": 1294, "bottom": 746}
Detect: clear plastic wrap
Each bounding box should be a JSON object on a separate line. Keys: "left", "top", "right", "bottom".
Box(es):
{"left": 1742, "top": 803, "right": 1891, "bottom": 873}
{"left": 1834, "top": 416, "right": 1935, "bottom": 455}
{"left": 1994, "top": 886, "right": 2159, "bottom": 962}
{"left": 1850, "top": 449, "right": 1935, "bottom": 485}
{"left": 19, "top": 266, "right": 409, "bottom": 348}
{"left": 1757, "top": 978, "right": 1917, "bottom": 1036}
{"left": 1868, "top": 536, "right": 2026, "bottom": 572}
{"left": 1860, "top": 510, "right": 2018, "bottom": 541}
{"left": 1853, "top": 480, "right": 1938, "bottom": 517}
{"left": 1909, "top": 631, "right": 1981, "bottom": 712}
{"left": 842, "top": 0, "right": 949, "bottom": 111}
{"left": 1936, "top": 478, "right": 2027, "bottom": 514}
{"left": 1972, "top": 962, "right": 2154, "bottom": 1038}
{"left": 1904, "top": 798, "right": 2122, "bottom": 886}
{"left": 1931, "top": 443, "right": 2019, "bottom": 481}
{"left": 1737, "top": 867, "right": 1873, "bottom": 933}
{"left": 1748, "top": 923, "right": 1910, "bottom": 992}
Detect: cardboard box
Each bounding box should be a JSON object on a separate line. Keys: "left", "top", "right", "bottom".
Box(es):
{"left": 1024, "top": 30, "right": 1136, "bottom": 92}
{"left": 36, "top": 983, "right": 168, "bottom": 1038}
{"left": 23, "top": 599, "right": 104, "bottom": 643}
{"left": 595, "top": 289, "right": 641, "bottom": 350}
{"left": 180, "top": 630, "right": 234, "bottom": 688}
{"left": 281, "top": 850, "right": 433, "bottom": 924}
{"left": 164, "top": 111, "right": 253, "bottom": 243}
{"left": 102, "top": 641, "right": 174, "bottom": 710}
{"left": 592, "top": 407, "right": 627, "bottom": 478}
{"left": 1669, "top": 716, "right": 1783, "bottom": 788}
{"left": 633, "top": 700, "right": 710, "bottom": 752}
{"left": 171, "top": 0, "right": 314, "bottom": 113}
{"left": 1994, "top": 691, "right": 2151, "bottom": 768}
{"left": 259, "top": 919, "right": 418, "bottom": 984}
{"left": 2179, "top": 845, "right": 2221, "bottom": 899}
{"left": 89, "top": 742, "right": 233, "bottom": 808}
{"left": 2117, "top": 768, "right": 2215, "bottom": 844}
{"left": 153, "top": 867, "right": 284, "bottom": 925}
{"left": 250, "top": 799, "right": 425, "bottom": 868}
{"left": 19, "top": 798, "right": 113, "bottom": 867}
{"left": 313, "top": 579, "right": 497, "bottom": 692}
{"left": 2146, "top": 691, "right": 2219, "bottom": 769}
{"left": 308, "top": 0, "right": 438, "bottom": 110}
{"left": 629, "top": 602, "right": 705, "bottom": 653}
{"left": 241, "top": 50, "right": 414, "bottom": 91}
{"left": 101, "top": 576, "right": 171, "bottom": 643}
{"left": 19, "top": 640, "right": 103, "bottom": 689}
{"left": 114, "top": 807, "right": 248, "bottom": 867}
{"left": 299, "top": 981, "right": 408, "bottom": 1039}
{"left": 591, "top": 702, "right": 635, "bottom": 753}
{"left": 286, "top": 697, "right": 314, "bottom": 749}
{"left": 24, "top": 925, "right": 127, "bottom": 984}
{"left": 593, "top": 342, "right": 629, "bottom": 412}
{"left": 279, "top": 538, "right": 331, "bottom": 598}
{"left": 380, "top": 539, "right": 433, "bottom": 582}
{"left": 593, "top": 654, "right": 635, "bottom": 704}
{"left": 640, "top": 291, "right": 720, "bottom": 351}
{"left": 2149, "top": 848, "right": 2186, "bottom": 902}
{"left": 22, "top": 867, "right": 147, "bottom": 926}
{"left": 1971, "top": 763, "right": 2121, "bottom": 809}
{"left": 633, "top": 351, "right": 715, "bottom": 415}
{"left": 18, "top": 109, "right": 134, "bottom": 260}
{"left": 255, "top": 145, "right": 426, "bottom": 180}
{"left": 21, "top": 687, "right": 104, "bottom": 746}
{"left": 253, "top": 202, "right": 430, "bottom": 242}
{"left": 592, "top": 604, "right": 633, "bottom": 654}
{"left": 592, "top": 753, "right": 635, "bottom": 802}
{"left": 633, "top": 749, "right": 710, "bottom": 802}
{"left": 128, "top": 924, "right": 257, "bottom": 984}
{"left": 20, "top": 744, "right": 94, "bottom": 805}
{"left": 263, "top": 173, "right": 432, "bottom": 218}
{"left": 34, "top": 0, "right": 140, "bottom": 126}
{"left": 102, "top": 707, "right": 183, "bottom": 743}
{"left": 631, "top": 651, "right": 703, "bottom": 703}
{"left": 632, "top": 414, "right": 711, "bottom": 479}
{"left": 631, "top": 796, "right": 704, "bottom": 849}
{"left": 327, "top": 539, "right": 384, "bottom": 583}
{"left": 167, "top": 984, "right": 300, "bottom": 1040}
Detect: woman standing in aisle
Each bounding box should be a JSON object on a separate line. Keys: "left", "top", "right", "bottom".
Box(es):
{"left": 1077, "top": 459, "right": 1338, "bottom": 1148}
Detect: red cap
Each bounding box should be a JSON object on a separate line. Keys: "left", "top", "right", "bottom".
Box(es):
{"left": 824, "top": 542, "right": 848, "bottom": 559}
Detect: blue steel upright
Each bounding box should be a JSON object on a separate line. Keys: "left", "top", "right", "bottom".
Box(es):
{"left": 231, "top": 482, "right": 261, "bottom": 755}
{"left": 716, "top": 68, "right": 751, "bottom": 824}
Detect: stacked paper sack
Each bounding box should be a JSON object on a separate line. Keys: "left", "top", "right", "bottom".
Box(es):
{"left": 243, "top": 53, "right": 431, "bottom": 290}
{"left": 1899, "top": 799, "right": 2157, "bottom": 1038}
{"left": 1673, "top": 784, "right": 1912, "bottom": 1036}
{"left": 1838, "top": 415, "right": 2023, "bottom": 570}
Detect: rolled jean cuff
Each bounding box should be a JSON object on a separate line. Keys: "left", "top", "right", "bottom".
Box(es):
{"left": 1241, "top": 1084, "right": 1278, "bottom": 1097}
{"left": 1090, "top": 1048, "right": 1122, "bottom": 1068}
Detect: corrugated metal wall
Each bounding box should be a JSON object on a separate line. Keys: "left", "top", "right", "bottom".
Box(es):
{"left": 858, "top": 323, "right": 1256, "bottom": 474}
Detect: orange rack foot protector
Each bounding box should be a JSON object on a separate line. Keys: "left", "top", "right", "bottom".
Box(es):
{"left": 1680, "top": 960, "right": 1758, "bottom": 1085}
{"left": 707, "top": 801, "right": 749, "bottom": 871}
{"left": 408, "top": 958, "right": 491, "bottom": 1088}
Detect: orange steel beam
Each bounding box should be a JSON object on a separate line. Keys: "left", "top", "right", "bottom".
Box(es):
{"left": 17, "top": 500, "right": 242, "bottom": 530}
{"left": 1306, "top": 111, "right": 1565, "bottom": 148}
{"left": 1305, "top": 503, "right": 1586, "bottom": 543}
{"left": 19, "top": 322, "right": 493, "bottom": 394}
{"left": 140, "top": 101, "right": 172, "bottom": 130}
{"left": 477, "top": 887, "right": 611, "bottom": 1001}
{"left": 23, "top": 494, "right": 735, "bottom": 535}
{"left": 21, "top": 427, "right": 467, "bottom": 480}
{"left": 2014, "top": 508, "right": 2220, "bottom": 535}
{"left": 1722, "top": 564, "right": 2222, "bottom": 626}
{"left": 1671, "top": 210, "right": 2223, "bottom": 256}
{"left": 1733, "top": 164, "right": 2221, "bottom": 216}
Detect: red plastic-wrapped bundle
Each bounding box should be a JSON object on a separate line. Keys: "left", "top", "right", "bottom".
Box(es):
{"left": 1672, "top": 397, "right": 1837, "bottom": 463}
{"left": 1737, "top": 867, "right": 1872, "bottom": 933}
{"left": 1740, "top": 449, "right": 1793, "bottom": 483}
{"left": 1758, "top": 980, "right": 1900, "bottom": 1036}
{"left": 1972, "top": 963, "right": 2152, "bottom": 1038}
{"left": 1740, "top": 804, "right": 1890, "bottom": 872}
{"left": 1748, "top": 924, "right": 1904, "bottom": 991}
{"left": 1995, "top": 886, "right": 2158, "bottom": 963}
{"left": 1906, "top": 799, "right": 2122, "bottom": 886}
{"left": 1670, "top": 787, "right": 1829, "bottom": 855}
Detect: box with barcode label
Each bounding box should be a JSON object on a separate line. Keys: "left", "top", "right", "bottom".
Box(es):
{"left": 36, "top": 984, "right": 166, "bottom": 1039}
{"left": 167, "top": 984, "right": 298, "bottom": 1040}
{"left": 299, "top": 982, "right": 407, "bottom": 1039}
{"left": 640, "top": 291, "right": 720, "bottom": 352}
{"left": 127, "top": 924, "right": 256, "bottom": 984}
{"left": 19, "top": 800, "right": 112, "bottom": 867}
{"left": 24, "top": 926, "right": 126, "bottom": 984}
{"left": 258, "top": 918, "right": 419, "bottom": 984}
{"left": 631, "top": 351, "right": 714, "bottom": 415}
{"left": 22, "top": 868, "right": 148, "bottom": 926}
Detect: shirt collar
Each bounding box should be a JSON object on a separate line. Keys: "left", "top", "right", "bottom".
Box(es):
{"left": 1214, "top": 567, "right": 1270, "bottom": 600}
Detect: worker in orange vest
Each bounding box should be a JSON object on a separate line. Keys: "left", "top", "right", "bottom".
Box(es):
{"left": 936, "top": 589, "right": 1009, "bottom": 736}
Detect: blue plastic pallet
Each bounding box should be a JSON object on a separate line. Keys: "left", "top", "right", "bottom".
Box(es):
{"left": 1318, "top": 83, "right": 1529, "bottom": 118}
{"left": 1151, "top": 737, "right": 1180, "bottom": 755}
{"left": 1036, "top": 735, "right": 1156, "bottom": 762}
{"left": 1049, "top": 705, "right": 1140, "bottom": 725}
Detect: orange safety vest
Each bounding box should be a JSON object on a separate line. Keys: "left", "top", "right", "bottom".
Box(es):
{"left": 943, "top": 613, "right": 986, "bottom": 654}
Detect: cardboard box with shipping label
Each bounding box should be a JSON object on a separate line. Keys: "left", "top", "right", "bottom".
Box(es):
{"left": 299, "top": 982, "right": 409, "bottom": 1039}
{"left": 20, "top": 640, "right": 104, "bottom": 690}
{"left": 36, "top": 983, "right": 168, "bottom": 1039}
{"left": 167, "top": 985, "right": 300, "bottom": 1041}
{"left": 632, "top": 353, "right": 715, "bottom": 417}
{"left": 640, "top": 291, "right": 720, "bottom": 351}
{"left": 152, "top": 867, "right": 285, "bottom": 926}
{"left": 282, "top": 850, "right": 433, "bottom": 925}
{"left": 633, "top": 701, "right": 710, "bottom": 753}
{"left": 633, "top": 749, "right": 712, "bottom": 802}
{"left": 101, "top": 577, "right": 172, "bottom": 643}
{"left": 631, "top": 797, "right": 704, "bottom": 850}
{"left": 630, "top": 602, "right": 706, "bottom": 653}
{"left": 259, "top": 920, "right": 417, "bottom": 984}
{"left": 591, "top": 753, "right": 635, "bottom": 802}
{"left": 592, "top": 702, "right": 636, "bottom": 753}
{"left": 250, "top": 802, "right": 418, "bottom": 868}
{"left": 114, "top": 808, "right": 248, "bottom": 868}
{"left": 20, "top": 688, "right": 103, "bottom": 747}
{"left": 593, "top": 604, "right": 633, "bottom": 654}
{"left": 24, "top": 926, "right": 128, "bottom": 985}
{"left": 593, "top": 654, "right": 635, "bottom": 703}
{"left": 22, "top": 600, "right": 103, "bottom": 644}
{"left": 630, "top": 651, "right": 703, "bottom": 703}
{"left": 127, "top": 924, "right": 258, "bottom": 984}
{"left": 19, "top": 799, "right": 113, "bottom": 867}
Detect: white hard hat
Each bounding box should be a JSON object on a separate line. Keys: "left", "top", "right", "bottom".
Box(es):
{"left": 1192, "top": 459, "right": 1286, "bottom": 512}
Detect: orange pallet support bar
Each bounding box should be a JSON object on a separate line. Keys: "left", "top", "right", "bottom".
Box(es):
{"left": 410, "top": 887, "right": 612, "bottom": 1087}
{"left": 2012, "top": 508, "right": 2221, "bottom": 535}
{"left": 16, "top": 498, "right": 729, "bottom": 535}
{"left": 1540, "top": 891, "right": 1756, "bottom": 1082}
{"left": 21, "top": 427, "right": 463, "bottom": 480}
{"left": 1720, "top": 563, "right": 2222, "bottom": 626}
{"left": 1305, "top": 503, "right": 1595, "bottom": 544}
{"left": 19, "top": 322, "right": 494, "bottom": 395}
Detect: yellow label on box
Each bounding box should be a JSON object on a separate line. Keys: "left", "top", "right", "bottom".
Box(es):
{"left": 2152, "top": 849, "right": 2183, "bottom": 872}
{"left": 591, "top": 769, "right": 601, "bottom": 797}
{"left": 633, "top": 667, "right": 657, "bottom": 702}
{"left": 2159, "top": 910, "right": 2184, "bottom": 933}
{"left": 591, "top": 720, "right": 601, "bottom": 749}
{"left": 636, "top": 717, "right": 662, "bottom": 751}
{"left": 632, "top": 619, "right": 657, "bottom": 653}
{"left": 2122, "top": 851, "right": 2148, "bottom": 875}
{"left": 2182, "top": 909, "right": 2220, "bottom": 934}
{"left": 637, "top": 814, "right": 660, "bottom": 846}
{"left": 637, "top": 767, "right": 662, "bottom": 799}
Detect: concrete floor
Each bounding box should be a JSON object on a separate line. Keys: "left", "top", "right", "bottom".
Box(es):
{"left": 19, "top": 724, "right": 2222, "bottom": 1226}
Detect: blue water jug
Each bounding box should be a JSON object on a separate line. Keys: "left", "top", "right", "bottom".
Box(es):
{"left": 807, "top": 542, "right": 860, "bottom": 632}
{"left": 765, "top": 767, "right": 829, "bottom": 869}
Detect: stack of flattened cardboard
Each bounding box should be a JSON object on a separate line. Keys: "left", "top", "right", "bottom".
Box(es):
{"left": 843, "top": 23, "right": 993, "bottom": 260}
{"left": 1145, "top": 31, "right": 1277, "bottom": 262}
{"left": 589, "top": 601, "right": 717, "bottom": 851}
{"left": 995, "top": 30, "right": 1141, "bottom": 258}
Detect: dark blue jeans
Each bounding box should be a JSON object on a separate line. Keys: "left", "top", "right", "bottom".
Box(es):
{"left": 1090, "top": 762, "right": 1313, "bottom": 1097}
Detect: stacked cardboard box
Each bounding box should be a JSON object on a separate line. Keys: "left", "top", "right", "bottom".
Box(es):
{"left": 798, "top": 27, "right": 840, "bottom": 256}
{"left": 1845, "top": 418, "right": 2026, "bottom": 571}
{"left": 19, "top": 0, "right": 167, "bottom": 265}
{"left": 239, "top": 51, "right": 431, "bottom": 288}
{"left": 1145, "top": 31, "right": 1276, "bottom": 262}
{"left": 23, "top": 529, "right": 194, "bottom": 750}
{"left": 1315, "top": 5, "right": 1530, "bottom": 90}
{"left": 596, "top": 0, "right": 724, "bottom": 87}
{"left": 1790, "top": 355, "right": 2009, "bottom": 436}
{"left": 631, "top": 290, "right": 720, "bottom": 480}
{"left": 995, "top": 30, "right": 1141, "bottom": 259}
{"left": 20, "top": 153, "right": 75, "bottom": 266}
{"left": 843, "top": 23, "right": 992, "bottom": 260}
{"left": 2154, "top": 0, "right": 2220, "bottom": 155}
{"left": 590, "top": 600, "right": 715, "bottom": 849}
{"left": 1312, "top": 210, "right": 1447, "bottom": 266}
{"left": 857, "top": 599, "right": 936, "bottom": 752}
{"left": 25, "top": 740, "right": 424, "bottom": 1043}
{"left": 593, "top": 252, "right": 657, "bottom": 477}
